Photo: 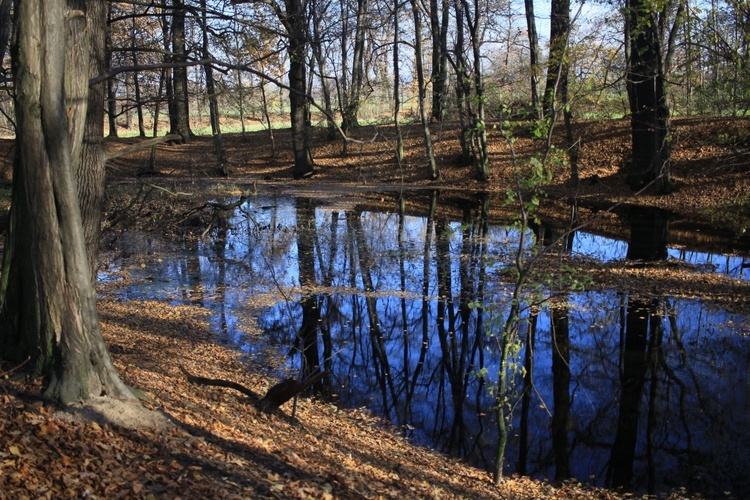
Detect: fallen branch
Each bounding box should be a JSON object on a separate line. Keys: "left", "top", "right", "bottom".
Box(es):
{"left": 180, "top": 366, "right": 326, "bottom": 415}
{"left": 106, "top": 134, "right": 183, "bottom": 161}
{"left": 178, "top": 193, "right": 252, "bottom": 230}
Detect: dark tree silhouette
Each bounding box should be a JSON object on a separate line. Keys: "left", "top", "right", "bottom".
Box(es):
{"left": 625, "top": 0, "right": 673, "bottom": 193}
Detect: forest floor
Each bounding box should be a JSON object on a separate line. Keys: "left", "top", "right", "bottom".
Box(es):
{"left": 100, "top": 116, "right": 750, "bottom": 233}
{"left": 1, "top": 117, "right": 749, "bottom": 498}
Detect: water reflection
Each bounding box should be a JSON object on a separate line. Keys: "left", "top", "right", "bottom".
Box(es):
{"left": 106, "top": 193, "right": 750, "bottom": 497}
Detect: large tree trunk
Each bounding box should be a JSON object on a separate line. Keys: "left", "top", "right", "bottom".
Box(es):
{"left": 286, "top": 0, "right": 315, "bottom": 178}
{"left": 232, "top": 0, "right": 313, "bottom": 177}
{"left": 625, "top": 0, "right": 673, "bottom": 193}
{"left": 1, "top": 0, "right": 134, "bottom": 404}
{"left": 542, "top": 0, "right": 570, "bottom": 119}
{"left": 170, "top": 0, "right": 192, "bottom": 142}
{"left": 78, "top": 0, "right": 108, "bottom": 286}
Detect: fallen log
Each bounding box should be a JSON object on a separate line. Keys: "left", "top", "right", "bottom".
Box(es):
{"left": 180, "top": 366, "right": 325, "bottom": 415}
{"left": 106, "top": 133, "right": 183, "bottom": 161}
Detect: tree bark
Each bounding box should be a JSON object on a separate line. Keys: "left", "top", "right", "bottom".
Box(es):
{"left": 1, "top": 0, "right": 133, "bottom": 404}
{"left": 523, "top": 0, "right": 541, "bottom": 117}
{"left": 310, "top": 0, "right": 336, "bottom": 141}
{"left": 393, "top": 0, "right": 404, "bottom": 163}
{"left": 78, "top": 0, "right": 109, "bottom": 287}
{"left": 286, "top": 0, "right": 315, "bottom": 178}
{"left": 232, "top": 0, "right": 314, "bottom": 177}
{"left": 625, "top": 0, "right": 673, "bottom": 193}
{"left": 430, "top": 0, "right": 449, "bottom": 120}
{"left": 170, "top": 0, "right": 192, "bottom": 142}
{"left": 341, "top": 0, "right": 368, "bottom": 135}
{"left": 409, "top": 0, "right": 439, "bottom": 179}
{"left": 130, "top": 12, "right": 146, "bottom": 138}
{"left": 543, "top": 0, "right": 570, "bottom": 119}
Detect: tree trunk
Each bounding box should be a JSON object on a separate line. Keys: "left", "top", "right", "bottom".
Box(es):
{"left": 1, "top": 0, "right": 134, "bottom": 404}
{"left": 231, "top": 0, "right": 313, "bottom": 176}
{"left": 625, "top": 0, "right": 673, "bottom": 193}
{"left": 201, "top": 0, "right": 220, "bottom": 138}
{"left": 466, "top": 0, "right": 489, "bottom": 180}
{"left": 393, "top": 0, "right": 404, "bottom": 163}
{"left": 523, "top": 0, "right": 541, "bottom": 117}
{"left": 341, "top": 0, "right": 368, "bottom": 135}
{"left": 453, "top": 0, "right": 472, "bottom": 166}
{"left": 542, "top": 0, "right": 570, "bottom": 119}
{"left": 105, "top": 3, "right": 118, "bottom": 137}
{"left": 286, "top": 0, "right": 315, "bottom": 178}
{"left": 430, "top": 0, "right": 449, "bottom": 120}
{"left": 310, "top": 0, "right": 337, "bottom": 141}
{"left": 78, "top": 0, "right": 109, "bottom": 286}
{"left": 170, "top": 0, "right": 192, "bottom": 142}
{"left": 200, "top": 0, "right": 226, "bottom": 173}
{"left": 456, "top": 0, "right": 489, "bottom": 180}
{"left": 130, "top": 13, "right": 146, "bottom": 138}
{"left": 409, "top": 0, "right": 440, "bottom": 179}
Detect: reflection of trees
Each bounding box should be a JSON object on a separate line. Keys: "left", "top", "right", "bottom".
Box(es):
{"left": 551, "top": 303, "right": 571, "bottom": 481}
{"left": 402, "top": 192, "right": 437, "bottom": 425}
{"left": 607, "top": 296, "right": 660, "bottom": 490}
{"left": 517, "top": 311, "right": 537, "bottom": 476}
{"left": 117, "top": 194, "right": 750, "bottom": 496}
{"left": 184, "top": 252, "right": 204, "bottom": 306}
{"left": 295, "top": 198, "right": 325, "bottom": 392}
{"left": 349, "top": 211, "right": 397, "bottom": 419}
{"left": 607, "top": 208, "right": 668, "bottom": 491}
{"left": 214, "top": 211, "right": 229, "bottom": 339}
{"left": 625, "top": 207, "right": 670, "bottom": 261}
{"left": 434, "top": 196, "right": 489, "bottom": 458}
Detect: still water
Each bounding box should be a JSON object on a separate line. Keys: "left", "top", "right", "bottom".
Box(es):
{"left": 104, "top": 192, "right": 750, "bottom": 498}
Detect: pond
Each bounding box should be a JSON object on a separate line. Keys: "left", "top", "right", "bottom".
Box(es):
{"left": 102, "top": 191, "right": 750, "bottom": 498}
